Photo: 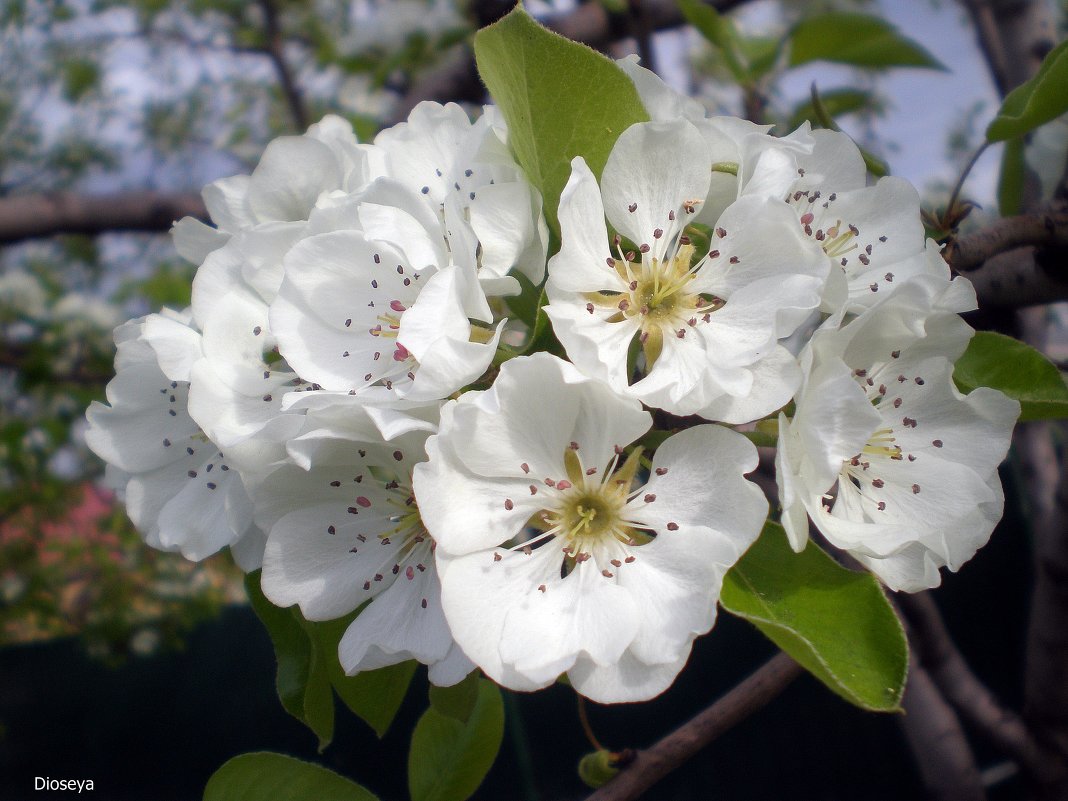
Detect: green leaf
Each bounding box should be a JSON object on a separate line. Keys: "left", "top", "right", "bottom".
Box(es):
{"left": 203, "top": 752, "right": 378, "bottom": 801}
{"left": 997, "top": 136, "right": 1026, "bottom": 217}
{"left": 953, "top": 331, "right": 1068, "bottom": 421}
{"left": 787, "top": 12, "right": 945, "bottom": 71}
{"left": 986, "top": 40, "right": 1068, "bottom": 142}
{"left": 738, "top": 35, "right": 781, "bottom": 82}
{"left": 505, "top": 271, "right": 544, "bottom": 329}
{"left": 721, "top": 522, "right": 908, "bottom": 711}
{"left": 408, "top": 679, "right": 505, "bottom": 801}
{"left": 788, "top": 88, "right": 876, "bottom": 132}
{"left": 61, "top": 58, "right": 100, "bottom": 102}
{"left": 309, "top": 614, "right": 418, "bottom": 738}
{"left": 428, "top": 670, "right": 480, "bottom": 723}
{"left": 678, "top": 0, "right": 748, "bottom": 84}
{"left": 244, "top": 572, "right": 334, "bottom": 750}
{"left": 474, "top": 6, "right": 649, "bottom": 236}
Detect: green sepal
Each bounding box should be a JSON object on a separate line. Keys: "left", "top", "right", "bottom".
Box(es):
{"left": 578, "top": 750, "right": 620, "bottom": 789}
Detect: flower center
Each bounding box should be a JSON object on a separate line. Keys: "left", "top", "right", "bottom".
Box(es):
{"left": 554, "top": 490, "right": 624, "bottom": 550}
{"left": 529, "top": 446, "right": 653, "bottom": 563}
{"left": 587, "top": 239, "right": 723, "bottom": 371}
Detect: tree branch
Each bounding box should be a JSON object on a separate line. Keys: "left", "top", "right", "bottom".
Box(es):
{"left": 0, "top": 192, "right": 208, "bottom": 245}
{"left": 967, "top": 246, "right": 1068, "bottom": 308}
{"left": 899, "top": 592, "right": 1063, "bottom": 784}
{"left": 257, "top": 0, "right": 309, "bottom": 132}
{"left": 1023, "top": 419, "right": 1068, "bottom": 797}
{"left": 948, "top": 213, "right": 1068, "bottom": 272}
{"left": 956, "top": 0, "right": 1012, "bottom": 96}
{"left": 898, "top": 654, "right": 988, "bottom": 801}
{"left": 584, "top": 651, "right": 802, "bottom": 801}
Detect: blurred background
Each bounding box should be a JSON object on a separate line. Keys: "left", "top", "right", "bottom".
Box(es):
{"left": 0, "top": 1, "right": 1063, "bottom": 799}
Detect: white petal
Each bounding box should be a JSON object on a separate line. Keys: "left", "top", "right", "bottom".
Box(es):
{"left": 568, "top": 647, "right": 690, "bottom": 704}
{"left": 248, "top": 136, "right": 340, "bottom": 222}
{"left": 172, "top": 217, "right": 228, "bottom": 264}
{"left": 600, "top": 120, "right": 710, "bottom": 249}
{"left": 338, "top": 557, "right": 457, "bottom": 673}
{"left": 498, "top": 559, "right": 639, "bottom": 683}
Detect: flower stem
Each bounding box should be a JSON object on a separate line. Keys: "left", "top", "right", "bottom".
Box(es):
{"left": 577, "top": 694, "right": 607, "bottom": 752}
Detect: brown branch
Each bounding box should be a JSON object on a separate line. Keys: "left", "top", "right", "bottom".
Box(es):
{"left": 947, "top": 213, "right": 1068, "bottom": 272}
{"left": 957, "top": 0, "right": 1012, "bottom": 96}
{"left": 899, "top": 592, "right": 1063, "bottom": 784}
{"left": 899, "top": 654, "right": 988, "bottom": 801}
{"left": 257, "top": 0, "right": 309, "bottom": 132}
{"left": 0, "top": 192, "right": 208, "bottom": 245}
{"left": 1023, "top": 419, "right": 1068, "bottom": 798}
{"left": 968, "top": 246, "right": 1068, "bottom": 308}
{"left": 585, "top": 651, "right": 802, "bottom": 801}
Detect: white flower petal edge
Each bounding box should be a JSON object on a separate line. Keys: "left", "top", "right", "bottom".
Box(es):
{"left": 777, "top": 274, "right": 1020, "bottom": 591}
{"left": 415, "top": 353, "right": 767, "bottom": 702}
{"left": 257, "top": 406, "right": 470, "bottom": 684}
{"left": 85, "top": 313, "right": 263, "bottom": 566}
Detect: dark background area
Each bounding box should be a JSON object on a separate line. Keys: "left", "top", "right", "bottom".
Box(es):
{"left": 0, "top": 467, "right": 1031, "bottom": 801}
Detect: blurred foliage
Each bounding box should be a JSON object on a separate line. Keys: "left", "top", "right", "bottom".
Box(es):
{"left": 0, "top": 0, "right": 470, "bottom": 660}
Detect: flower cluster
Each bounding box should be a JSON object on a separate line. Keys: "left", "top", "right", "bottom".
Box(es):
{"left": 86, "top": 63, "right": 1019, "bottom": 702}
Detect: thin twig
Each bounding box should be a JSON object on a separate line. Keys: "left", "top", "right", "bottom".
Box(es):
{"left": 899, "top": 592, "right": 1064, "bottom": 784}
{"left": 257, "top": 0, "right": 309, "bottom": 132}
{"left": 577, "top": 695, "right": 607, "bottom": 752}
{"left": 585, "top": 651, "right": 802, "bottom": 801}
{"left": 627, "top": 0, "right": 658, "bottom": 78}
{"left": 945, "top": 142, "right": 990, "bottom": 222}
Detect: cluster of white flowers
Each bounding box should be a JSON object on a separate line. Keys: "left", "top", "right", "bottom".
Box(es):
{"left": 86, "top": 61, "right": 1019, "bottom": 703}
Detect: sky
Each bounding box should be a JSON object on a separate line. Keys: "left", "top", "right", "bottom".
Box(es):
{"left": 25, "top": 0, "right": 1016, "bottom": 211}
{"left": 651, "top": 0, "right": 1004, "bottom": 205}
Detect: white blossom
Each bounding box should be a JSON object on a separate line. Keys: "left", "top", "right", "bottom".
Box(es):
{"left": 256, "top": 398, "right": 472, "bottom": 686}
{"left": 172, "top": 115, "right": 381, "bottom": 264}
{"left": 85, "top": 311, "right": 264, "bottom": 568}
{"left": 374, "top": 102, "right": 548, "bottom": 295}
{"left": 414, "top": 354, "right": 767, "bottom": 702}
{"left": 545, "top": 120, "right": 828, "bottom": 424}
{"left": 776, "top": 274, "right": 1019, "bottom": 591}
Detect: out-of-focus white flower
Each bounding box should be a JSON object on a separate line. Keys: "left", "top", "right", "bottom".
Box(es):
{"left": 415, "top": 354, "right": 767, "bottom": 702}
{"left": 776, "top": 274, "right": 1019, "bottom": 591}
{"left": 52, "top": 293, "right": 122, "bottom": 330}
{"left": 0, "top": 271, "right": 47, "bottom": 318}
